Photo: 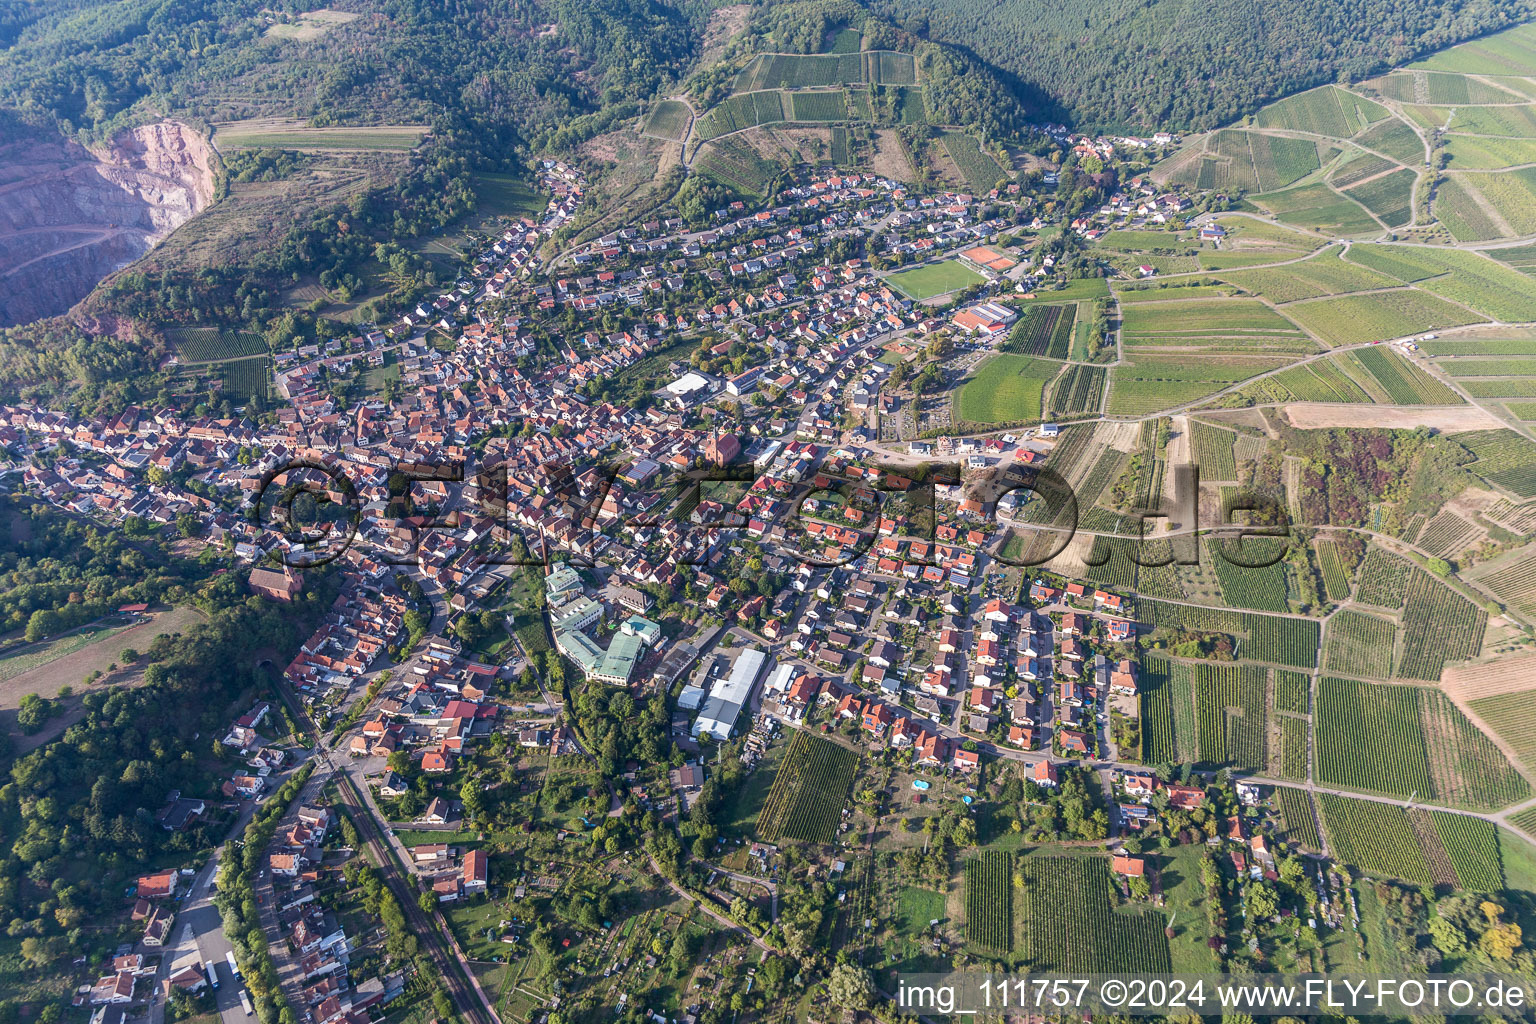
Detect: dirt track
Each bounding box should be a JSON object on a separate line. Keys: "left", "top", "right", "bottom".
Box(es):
{"left": 0, "top": 605, "right": 205, "bottom": 708}
{"left": 1282, "top": 403, "right": 1505, "bottom": 432}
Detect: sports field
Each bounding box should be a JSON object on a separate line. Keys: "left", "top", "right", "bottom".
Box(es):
{"left": 885, "top": 260, "right": 986, "bottom": 300}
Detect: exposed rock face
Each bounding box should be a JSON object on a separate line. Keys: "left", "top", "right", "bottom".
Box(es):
{"left": 0, "top": 120, "right": 216, "bottom": 328}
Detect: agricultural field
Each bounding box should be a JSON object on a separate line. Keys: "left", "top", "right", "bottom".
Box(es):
{"left": 1275, "top": 669, "right": 1310, "bottom": 714}
{"left": 1116, "top": 283, "right": 1237, "bottom": 304}
{"left": 1014, "top": 855, "right": 1171, "bottom": 973}
{"left": 1355, "top": 548, "right": 1413, "bottom": 607}
{"left": 1357, "top": 118, "right": 1429, "bottom": 165}
{"left": 884, "top": 259, "right": 985, "bottom": 300}
{"left": 469, "top": 172, "right": 542, "bottom": 218}
{"left": 1347, "top": 346, "right": 1463, "bottom": 405}
{"left": 1277, "top": 787, "right": 1322, "bottom": 850}
{"left": 1446, "top": 106, "right": 1536, "bottom": 138}
{"left": 866, "top": 50, "right": 918, "bottom": 85}
{"left": 1347, "top": 244, "right": 1536, "bottom": 322}
{"left": 964, "top": 850, "right": 1013, "bottom": 953}
{"left": 1490, "top": 244, "right": 1536, "bottom": 279}
{"left": 1315, "top": 677, "right": 1525, "bottom": 809}
{"left": 1193, "top": 663, "right": 1268, "bottom": 770}
{"left": 754, "top": 731, "right": 859, "bottom": 843}
{"left": 694, "top": 91, "right": 788, "bottom": 140}
{"left": 1316, "top": 540, "right": 1354, "bottom": 601}
{"left": 1048, "top": 364, "right": 1106, "bottom": 417}
{"left": 1164, "top": 131, "right": 1259, "bottom": 192}
{"left": 1219, "top": 247, "right": 1399, "bottom": 304}
{"left": 1107, "top": 354, "right": 1293, "bottom": 415}
{"left": 1459, "top": 429, "right": 1536, "bottom": 497}
{"left": 166, "top": 327, "right": 268, "bottom": 362}
{"left": 1135, "top": 599, "right": 1319, "bottom": 668}
{"left": 1322, "top": 609, "right": 1397, "bottom": 679}
{"left": 895, "top": 87, "right": 927, "bottom": 124}
{"left": 734, "top": 52, "right": 864, "bottom": 91}
{"left": 1418, "top": 510, "right": 1484, "bottom": 559}
{"left": 1468, "top": 686, "right": 1536, "bottom": 772}
{"left": 1253, "top": 86, "right": 1389, "bottom": 139}
{"left": 1420, "top": 334, "right": 1536, "bottom": 355}
{"left": 1190, "top": 421, "right": 1237, "bottom": 480}
{"left": 1139, "top": 657, "right": 1194, "bottom": 765}
{"left": 1283, "top": 290, "right": 1485, "bottom": 347}
{"left": 789, "top": 90, "right": 848, "bottom": 121}
{"left": 1340, "top": 167, "right": 1416, "bottom": 227}
{"left": 1449, "top": 170, "right": 1536, "bottom": 239}
{"left": 941, "top": 133, "right": 1005, "bottom": 194}
{"left": 1314, "top": 675, "right": 1431, "bottom": 804}
{"left": 1412, "top": 21, "right": 1536, "bottom": 74}
{"left": 1207, "top": 215, "right": 1329, "bottom": 254}
{"left": 213, "top": 119, "right": 426, "bottom": 151}
{"left": 693, "top": 137, "right": 780, "bottom": 196}
{"left": 641, "top": 100, "right": 691, "bottom": 141}
{"left": 1208, "top": 540, "right": 1289, "bottom": 612}
{"left": 1119, "top": 298, "right": 1306, "bottom": 346}
{"left": 1430, "top": 811, "right": 1504, "bottom": 891}
{"left": 1248, "top": 182, "right": 1380, "bottom": 236}
{"left": 188, "top": 356, "right": 271, "bottom": 403}
{"left": 1096, "top": 229, "right": 1192, "bottom": 252}
{"left": 1444, "top": 135, "right": 1536, "bottom": 170}
{"left": 955, "top": 355, "right": 1058, "bottom": 424}
{"left": 1395, "top": 569, "right": 1487, "bottom": 681}
{"left": 1440, "top": 358, "right": 1536, "bottom": 377}
{"left": 1001, "top": 304, "right": 1074, "bottom": 359}
{"left": 826, "top": 28, "right": 862, "bottom": 53}
{"left": 1468, "top": 546, "right": 1536, "bottom": 619}
{"left": 1238, "top": 360, "right": 1372, "bottom": 404}
{"left": 1280, "top": 716, "right": 1309, "bottom": 779}
{"left": 1435, "top": 177, "right": 1515, "bottom": 242}
{"left": 1021, "top": 278, "right": 1111, "bottom": 303}
{"left": 1250, "top": 132, "right": 1327, "bottom": 192}
{"left": 1317, "top": 794, "right": 1431, "bottom": 884}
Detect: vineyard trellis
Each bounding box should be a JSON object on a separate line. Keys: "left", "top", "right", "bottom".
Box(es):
{"left": 1015, "top": 856, "right": 1171, "bottom": 973}
{"left": 1280, "top": 716, "right": 1309, "bottom": 779}
{"left": 1430, "top": 811, "right": 1503, "bottom": 891}
{"left": 1318, "top": 794, "right": 1432, "bottom": 884}
{"left": 1277, "top": 787, "right": 1321, "bottom": 850}
{"left": 1274, "top": 669, "right": 1310, "bottom": 714}
{"left": 1315, "top": 677, "right": 1432, "bottom": 799}
{"left": 1193, "top": 663, "right": 1268, "bottom": 770}
{"left": 1135, "top": 599, "right": 1318, "bottom": 668}
{"left": 755, "top": 731, "right": 860, "bottom": 843}
{"left": 965, "top": 850, "right": 1014, "bottom": 953}
{"left": 1396, "top": 569, "right": 1487, "bottom": 681}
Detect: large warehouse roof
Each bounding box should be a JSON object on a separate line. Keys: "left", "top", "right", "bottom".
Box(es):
{"left": 693, "top": 647, "right": 767, "bottom": 742}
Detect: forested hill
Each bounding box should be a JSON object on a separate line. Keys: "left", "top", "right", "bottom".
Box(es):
{"left": 867, "top": 0, "right": 1536, "bottom": 131}
{"left": 0, "top": 0, "right": 711, "bottom": 147}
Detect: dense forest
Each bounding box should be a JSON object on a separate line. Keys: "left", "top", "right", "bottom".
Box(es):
{"left": 868, "top": 0, "right": 1536, "bottom": 130}
{"left": 0, "top": 0, "right": 713, "bottom": 142}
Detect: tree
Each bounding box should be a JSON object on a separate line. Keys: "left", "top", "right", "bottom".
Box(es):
{"left": 827, "top": 964, "right": 875, "bottom": 1008}
{"left": 1428, "top": 915, "right": 1468, "bottom": 956}
{"left": 24, "top": 609, "right": 60, "bottom": 642}
{"left": 16, "top": 694, "right": 55, "bottom": 734}
{"left": 1246, "top": 882, "right": 1278, "bottom": 920}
